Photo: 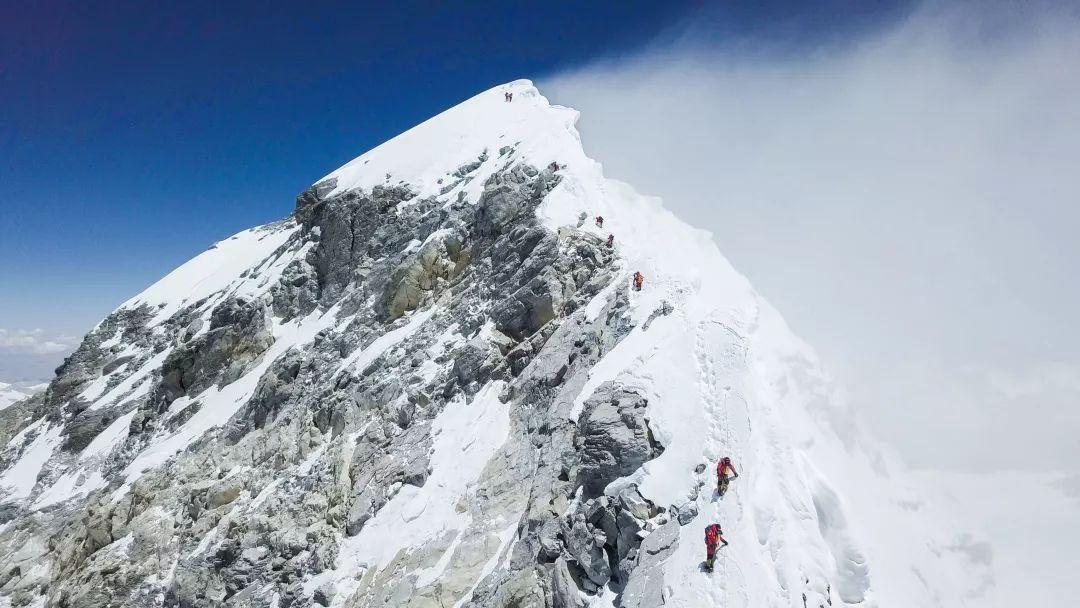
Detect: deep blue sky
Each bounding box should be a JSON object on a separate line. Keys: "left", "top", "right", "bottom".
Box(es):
{"left": 0, "top": 0, "right": 911, "bottom": 374}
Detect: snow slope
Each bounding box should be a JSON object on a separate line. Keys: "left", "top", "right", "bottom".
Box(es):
{"left": 317, "top": 80, "right": 992, "bottom": 606}
{"left": 0, "top": 80, "right": 993, "bottom": 607}
{"left": 539, "top": 100, "right": 986, "bottom": 606}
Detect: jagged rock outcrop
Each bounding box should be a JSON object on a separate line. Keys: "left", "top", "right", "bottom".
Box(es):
{"left": 577, "top": 386, "right": 664, "bottom": 498}
{"left": 344, "top": 420, "right": 432, "bottom": 536}
{"left": 384, "top": 228, "right": 469, "bottom": 320}
{"left": 161, "top": 296, "right": 274, "bottom": 403}
{"left": 617, "top": 519, "right": 681, "bottom": 608}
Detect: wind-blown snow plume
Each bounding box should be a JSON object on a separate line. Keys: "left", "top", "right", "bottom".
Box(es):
{"left": 540, "top": 2, "right": 1080, "bottom": 477}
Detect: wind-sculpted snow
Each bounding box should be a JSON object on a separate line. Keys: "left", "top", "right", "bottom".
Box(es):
{"left": 0, "top": 81, "right": 991, "bottom": 608}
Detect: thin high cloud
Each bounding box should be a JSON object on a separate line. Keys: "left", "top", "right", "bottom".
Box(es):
{"left": 0, "top": 328, "right": 76, "bottom": 356}
{"left": 541, "top": 3, "right": 1080, "bottom": 474}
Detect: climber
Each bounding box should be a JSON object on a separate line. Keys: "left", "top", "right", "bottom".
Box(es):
{"left": 504, "top": 92, "right": 509, "bottom": 102}
{"left": 606, "top": 234, "right": 614, "bottom": 247}
{"left": 717, "top": 456, "right": 739, "bottom": 497}
{"left": 704, "top": 523, "right": 727, "bottom": 572}
{"left": 549, "top": 161, "right": 559, "bottom": 172}
{"left": 633, "top": 271, "right": 644, "bottom": 291}
{"left": 595, "top": 215, "right": 604, "bottom": 228}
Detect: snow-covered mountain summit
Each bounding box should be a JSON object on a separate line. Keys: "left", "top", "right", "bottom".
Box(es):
{"left": 0, "top": 81, "right": 988, "bottom": 607}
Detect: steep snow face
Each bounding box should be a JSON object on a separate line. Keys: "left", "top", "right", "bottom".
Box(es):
{"left": 320, "top": 80, "right": 582, "bottom": 202}
{"left": 0, "top": 80, "right": 990, "bottom": 608}
{"left": 119, "top": 223, "right": 302, "bottom": 324}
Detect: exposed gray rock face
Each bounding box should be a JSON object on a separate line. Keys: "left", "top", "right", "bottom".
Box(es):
{"left": 0, "top": 393, "right": 46, "bottom": 454}
{"left": 0, "top": 153, "right": 682, "bottom": 608}
{"left": 563, "top": 510, "right": 611, "bottom": 588}
{"left": 61, "top": 408, "right": 119, "bottom": 452}
{"left": 129, "top": 295, "right": 274, "bottom": 439}
{"left": 551, "top": 558, "right": 585, "bottom": 608}
{"left": 577, "top": 386, "right": 664, "bottom": 498}
{"left": 163, "top": 296, "right": 273, "bottom": 402}
{"left": 475, "top": 165, "right": 544, "bottom": 236}
{"left": 617, "top": 519, "right": 681, "bottom": 608}
{"left": 384, "top": 229, "right": 469, "bottom": 320}
{"left": 344, "top": 420, "right": 432, "bottom": 536}
{"left": 295, "top": 183, "right": 419, "bottom": 307}
{"left": 225, "top": 349, "right": 307, "bottom": 441}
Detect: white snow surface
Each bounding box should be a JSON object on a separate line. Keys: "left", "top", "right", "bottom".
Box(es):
{"left": 119, "top": 222, "right": 299, "bottom": 325}
{"left": 0, "top": 81, "right": 995, "bottom": 605}
{"left": 0, "top": 422, "right": 61, "bottom": 502}
{"left": 0, "top": 382, "right": 44, "bottom": 411}
{"left": 310, "top": 80, "right": 991, "bottom": 606}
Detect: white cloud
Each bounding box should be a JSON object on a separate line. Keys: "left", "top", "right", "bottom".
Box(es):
{"left": 0, "top": 328, "right": 76, "bottom": 356}
{"left": 541, "top": 2, "right": 1080, "bottom": 475}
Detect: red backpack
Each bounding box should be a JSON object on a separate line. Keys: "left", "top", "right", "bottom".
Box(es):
{"left": 705, "top": 524, "right": 721, "bottom": 545}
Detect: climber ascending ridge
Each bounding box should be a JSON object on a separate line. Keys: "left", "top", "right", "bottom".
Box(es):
{"left": 704, "top": 523, "right": 728, "bottom": 572}
{"left": 606, "top": 234, "right": 614, "bottom": 247}
{"left": 717, "top": 456, "right": 739, "bottom": 498}
{"left": 633, "top": 271, "right": 644, "bottom": 291}
{"left": 504, "top": 91, "right": 513, "bottom": 102}
{"left": 595, "top": 215, "right": 604, "bottom": 228}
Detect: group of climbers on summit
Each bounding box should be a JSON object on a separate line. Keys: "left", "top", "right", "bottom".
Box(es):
{"left": 704, "top": 456, "right": 740, "bottom": 572}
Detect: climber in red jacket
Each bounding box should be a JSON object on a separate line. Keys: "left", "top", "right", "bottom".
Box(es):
{"left": 633, "top": 271, "right": 644, "bottom": 291}
{"left": 704, "top": 523, "right": 727, "bottom": 571}
{"left": 717, "top": 456, "right": 739, "bottom": 497}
